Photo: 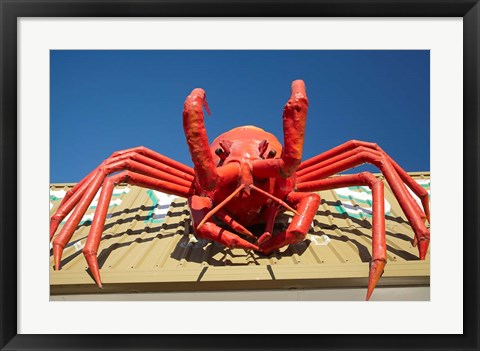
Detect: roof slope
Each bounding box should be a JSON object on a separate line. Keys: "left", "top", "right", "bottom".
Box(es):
{"left": 49, "top": 172, "right": 430, "bottom": 296}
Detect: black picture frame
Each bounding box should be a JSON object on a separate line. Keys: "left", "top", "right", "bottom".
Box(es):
{"left": 1, "top": 1, "right": 478, "bottom": 350}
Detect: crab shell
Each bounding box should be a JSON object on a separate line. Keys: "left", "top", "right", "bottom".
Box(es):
{"left": 207, "top": 125, "right": 292, "bottom": 227}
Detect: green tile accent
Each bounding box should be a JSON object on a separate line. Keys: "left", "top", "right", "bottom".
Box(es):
{"left": 145, "top": 189, "right": 166, "bottom": 224}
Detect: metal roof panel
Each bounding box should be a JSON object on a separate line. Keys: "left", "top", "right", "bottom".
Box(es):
{"left": 49, "top": 172, "right": 430, "bottom": 296}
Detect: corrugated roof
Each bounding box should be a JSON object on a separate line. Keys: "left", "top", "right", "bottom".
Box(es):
{"left": 49, "top": 172, "right": 430, "bottom": 296}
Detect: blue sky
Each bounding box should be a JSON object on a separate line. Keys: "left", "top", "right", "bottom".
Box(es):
{"left": 50, "top": 50, "right": 429, "bottom": 183}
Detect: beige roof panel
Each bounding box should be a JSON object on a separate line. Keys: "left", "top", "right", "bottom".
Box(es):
{"left": 49, "top": 172, "right": 430, "bottom": 296}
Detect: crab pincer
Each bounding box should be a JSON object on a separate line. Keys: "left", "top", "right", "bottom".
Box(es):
{"left": 188, "top": 195, "right": 259, "bottom": 251}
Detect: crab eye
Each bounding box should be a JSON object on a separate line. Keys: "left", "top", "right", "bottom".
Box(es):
{"left": 267, "top": 150, "right": 277, "bottom": 158}
{"left": 219, "top": 140, "right": 233, "bottom": 155}
{"left": 215, "top": 148, "right": 228, "bottom": 161}
{"left": 258, "top": 139, "right": 269, "bottom": 158}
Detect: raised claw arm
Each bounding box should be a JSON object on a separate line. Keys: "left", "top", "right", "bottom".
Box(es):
{"left": 183, "top": 88, "right": 219, "bottom": 192}
{"left": 253, "top": 79, "right": 309, "bottom": 179}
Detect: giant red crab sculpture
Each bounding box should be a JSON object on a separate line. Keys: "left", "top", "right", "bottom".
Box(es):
{"left": 50, "top": 80, "right": 430, "bottom": 300}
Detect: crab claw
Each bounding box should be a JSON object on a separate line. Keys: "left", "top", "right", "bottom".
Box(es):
{"left": 188, "top": 88, "right": 211, "bottom": 116}
{"left": 189, "top": 195, "right": 260, "bottom": 252}
{"left": 198, "top": 222, "right": 259, "bottom": 251}
{"left": 257, "top": 232, "right": 272, "bottom": 245}
{"left": 214, "top": 209, "right": 256, "bottom": 239}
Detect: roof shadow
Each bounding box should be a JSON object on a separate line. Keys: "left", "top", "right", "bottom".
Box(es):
{"left": 52, "top": 196, "right": 422, "bottom": 273}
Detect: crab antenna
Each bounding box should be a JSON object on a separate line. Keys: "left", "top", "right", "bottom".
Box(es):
{"left": 249, "top": 185, "right": 299, "bottom": 215}
{"left": 196, "top": 183, "right": 299, "bottom": 231}
{"left": 183, "top": 88, "right": 218, "bottom": 191}
{"left": 196, "top": 184, "right": 246, "bottom": 230}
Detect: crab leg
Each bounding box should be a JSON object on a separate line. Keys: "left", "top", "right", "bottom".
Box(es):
{"left": 105, "top": 157, "right": 192, "bottom": 189}
{"left": 296, "top": 151, "right": 430, "bottom": 259}
{"left": 111, "top": 148, "right": 195, "bottom": 182}
{"left": 52, "top": 160, "right": 194, "bottom": 270}
{"left": 82, "top": 170, "right": 195, "bottom": 287}
{"left": 197, "top": 183, "right": 299, "bottom": 231}
{"left": 111, "top": 146, "right": 195, "bottom": 177}
{"left": 297, "top": 172, "right": 387, "bottom": 300}
{"left": 196, "top": 184, "right": 246, "bottom": 230}
{"left": 53, "top": 169, "right": 106, "bottom": 270}
{"left": 260, "top": 192, "right": 320, "bottom": 253}
{"left": 183, "top": 88, "right": 219, "bottom": 191}
{"left": 257, "top": 206, "right": 278, "bottom": 245}
{"left": 253, "top": 79, "right": 308, "bottom": 179}
{"left": 82, "top": 176, "right": 116, "bottom": 288}
{"left": 298, "top": 140, "right": 430, "bottom": 222}
{"left": 297, "top": 146, "right": 426, "bottom": 223}
{"left": 58, "top": 167, "right": 99, "bottom": 207}
{"left": 189, "top": 195, "right": 259, "bottom": 251}
{"left": 50, "top": 169, "right": 98, "bottom": 239}
{"left": 50, "top": 149, "right": 194, "bottom": 239}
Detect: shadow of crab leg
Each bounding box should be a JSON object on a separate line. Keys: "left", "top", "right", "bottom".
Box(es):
{"left": 296, "top": 151, "right": 430, "bottom": 259}
{"left": 297, "top": 172, "right": 387, "bottom": 301}
{"left": 298, "top": 140, "right": 430, "bottom": 223}
{"left": 215, "top": 209, "right": 256, "bottom": 239}
{"left": 253, "top": 80, "right": 308, "bottom": 179}
{"left": 82, "top": 170, "right": 194, "bottom": 288}
{"left": 53, "top": 158, "right": 195, "bottom": 270}
{"left": 189, "top": 195, "right": 259, "bottom": 251}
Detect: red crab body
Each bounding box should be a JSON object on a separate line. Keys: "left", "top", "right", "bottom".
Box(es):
{"left": 50, "top": 80, "right": 430, "bottom": 300}
{"left": 208, "top": 126, "right": 290, "bottom": 227}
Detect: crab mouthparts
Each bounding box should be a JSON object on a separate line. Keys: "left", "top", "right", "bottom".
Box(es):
{"left": 196, "top": 184, "right": 298, "bottom": 231}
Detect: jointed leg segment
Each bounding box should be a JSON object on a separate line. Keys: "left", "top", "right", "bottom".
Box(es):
{"left": 297, "top": 142, "right": 430, "bottom": 259}
{"left": 188, "top": 195, "right": 259, "bottom": 251}
{"left": 297, "top": 172, "right": 387, "bottom": 300}
{"left": 298, "top": 140, "right": 430, "bottom": 222}
{"left": 50, "top": 147, "right": 194, "bottom": 239}
{"left": 82, "top": 170, "right": 194, "bottom": 287}
{"left": 259, "top": 192, "right": 320, "bottom": 255}
{"left": 50, "top": 147, "right": 195, "bottom": 277}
